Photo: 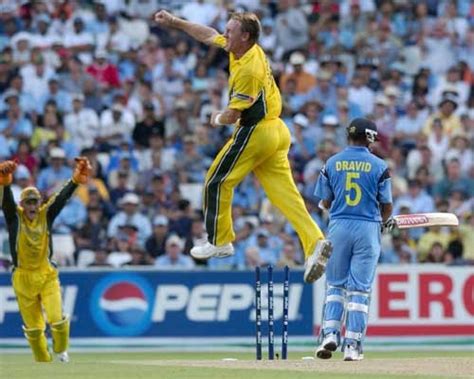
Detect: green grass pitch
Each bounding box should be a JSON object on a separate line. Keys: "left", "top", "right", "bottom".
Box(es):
{"left": 1, "top": 351, "right": 473, "bottom": 379}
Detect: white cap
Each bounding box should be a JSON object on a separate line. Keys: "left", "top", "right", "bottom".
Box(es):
{"left": 49, "top": 147, "right": 66, "bottom": 159}
{"left": 174, "top": 99, "right": 187, "bottom": 110}
{"left": 95, "top": 50, "right": 108, "bottom": 59}
{"left": 322, "top": 114, "right": 339, "bottom": 126}
{"left": 384, "top": 86, "right": 399, "bottom": 97}
{"left": 289, "top": 52, "right": 305, "bottom": 65}
{"left": 293, "top": 113, "right": 309, "bottom": 128}
{"left": 72, "top": 93, "right": 85, "bottom": 102}
{"left": 439, "top": 92, "right": 459, "bottom": 107}
{"left": 50, "top": 35, "right": 64, "bottom": 46}
{"left": 3, "top": 89, "right": 19, "bottom": 102}
{"left": 256, "top": 228, "right": 270, "bottom": 238}
{"left": 261, "top": 214, "right": 274, "bottom": 223}
{"left": 445, "top": 150, "right": 460, "bottom": 162}
{"left": 166, "top": 234, "right": 184, "bottom": 249}
{"left": 375, "top": 95, "right": 390, "bottom": 106}
{"left": 11, "top": 31, "right": 32, "bottom": 46}
{"left": 317, "top": 70, "right": 332, "bottom": 81}
{"left": 153, "top": 215, "right": 169, "bottom": 226}
{"left": 112, "top": 103, "right": 124, "bottom": 112}
{"left": 441, "top": 84, "right": 459, "bottom": 95}
{"left": 120, "top": 193, "right": 140, "bottom": 205}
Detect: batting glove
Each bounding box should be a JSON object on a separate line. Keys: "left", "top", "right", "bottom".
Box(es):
{"left": 381, "top": 217, "right": 396, "bottom": 234}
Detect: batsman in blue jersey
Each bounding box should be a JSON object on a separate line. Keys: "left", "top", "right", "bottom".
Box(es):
{"left": 314, "top": 118, "right": 394, "bottom": 361}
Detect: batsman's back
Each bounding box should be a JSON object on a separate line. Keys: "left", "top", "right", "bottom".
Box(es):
{"left": 321, "top": 146, "right": 391, "bottom": 222}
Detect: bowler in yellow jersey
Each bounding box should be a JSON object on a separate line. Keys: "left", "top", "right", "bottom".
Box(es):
{"left": 0, "top": 157, "right": 91, "bottom": 362}
{"left": 155, "top": 10, "right": 332, "bottom": 282}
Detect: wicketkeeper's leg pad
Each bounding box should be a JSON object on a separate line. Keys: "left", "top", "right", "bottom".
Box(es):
{"left": 23, "top": 326, "right": 52, "bottom": 362}
{"left": 50, "top": 315, "right": 70, "bottom": 354}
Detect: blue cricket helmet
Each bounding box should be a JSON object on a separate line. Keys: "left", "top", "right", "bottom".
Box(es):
{"left": 346, "top": 117, "right": 378, "bottom": 143}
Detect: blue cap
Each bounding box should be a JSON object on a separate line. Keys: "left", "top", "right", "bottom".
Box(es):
{"left": 36, "top": 13, "right": 51, "bottom": 24}
{"left": 15, "top": 165, "right": 31, "bottom": 180}
{"left": 261, "top": 18, "right": 273, "bottom": 28}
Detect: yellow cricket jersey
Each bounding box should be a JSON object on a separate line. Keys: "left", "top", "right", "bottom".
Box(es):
{"left": 1, "top": 181, "right": 78, "bottom": 270}
{"left": 213, "top": 35, "right": 282, "bottom": 127}
{"left": 423, "top": 112, "right": 462, "bottom": 136}
{"left": 16, "top": 204, "right": 51, "bottom": 270}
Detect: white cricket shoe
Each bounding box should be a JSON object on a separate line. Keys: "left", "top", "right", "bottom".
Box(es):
{"left": 343, "top": 345, "right": 363, "bottom": 361}
{"left": 304, "top": 240, "right": 333, "bottom": 283}
{"left": 190, "top": 242, "right": 234, "bottom": 260}
{"left": 316, "top": 333, "right": 338, "bottom": 360}
{"left": 57, "top": 351, "right": 70, "bottom": 363}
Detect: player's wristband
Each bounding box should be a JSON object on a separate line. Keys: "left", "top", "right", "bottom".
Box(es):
{"left": 214, "top": 113, "right": 225, "bottom": 125}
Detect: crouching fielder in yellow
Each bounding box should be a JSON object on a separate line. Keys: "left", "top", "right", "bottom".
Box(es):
{"left": 0, "top": 157, "right": 92, "bottom": 362}
{"left": 155, "top": 10, "right": 332, "bottom": 282}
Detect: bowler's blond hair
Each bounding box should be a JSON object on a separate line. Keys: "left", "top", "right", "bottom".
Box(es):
{"left": 230, "top": 12, "right": 261, "bottom": 44}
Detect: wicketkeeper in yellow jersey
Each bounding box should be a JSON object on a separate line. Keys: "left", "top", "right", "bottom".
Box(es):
{"left": 155, "top": 10, "right": 332, "bottom": 282}
{"left": 0, "top": 157, "right": 92, "bottom": 363}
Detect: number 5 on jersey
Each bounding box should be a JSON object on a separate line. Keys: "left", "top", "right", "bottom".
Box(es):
{"left": 345, "top": 172, "right": 361, "bottom": 206}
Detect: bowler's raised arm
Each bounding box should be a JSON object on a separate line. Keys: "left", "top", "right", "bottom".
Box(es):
{"left": 154, "top": 10, "right": 218, "bottom": 46}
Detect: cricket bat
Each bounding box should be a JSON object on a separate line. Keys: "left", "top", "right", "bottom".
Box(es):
{"left": 318, "top": 202, "right": 458, "bottom": 229}
{"left": 393, "top": 213, "right": 459, "bottom": 229}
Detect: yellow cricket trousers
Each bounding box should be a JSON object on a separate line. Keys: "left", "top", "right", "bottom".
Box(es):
{"left": 204, "top": 118, "right": 324, "bottom": 258}
{"left": 12, "top": 265, "right": 64, "bottom": 329}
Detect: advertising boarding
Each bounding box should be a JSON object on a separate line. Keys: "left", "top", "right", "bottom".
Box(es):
{"left": 1, "top": 266, "right": 473, "bottom": 343}
{"left": 0, "top": 269, "right": 312, "bottom": 338}
{"left": 314, "top": 265, "right": 474, "bottom": 337}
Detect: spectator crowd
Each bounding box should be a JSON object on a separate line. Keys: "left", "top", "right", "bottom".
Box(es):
{"left": 0, "top": 0, "right": 473, "bottom": 271}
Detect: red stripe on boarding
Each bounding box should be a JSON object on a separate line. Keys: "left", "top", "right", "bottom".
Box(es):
{"left": 314, "top": 324, "right": 474, "bottom": 336}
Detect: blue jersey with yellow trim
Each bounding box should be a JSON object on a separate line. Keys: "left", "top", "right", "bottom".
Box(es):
{"left": 314, "top": 146, "right": 392, "bottom": 222}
